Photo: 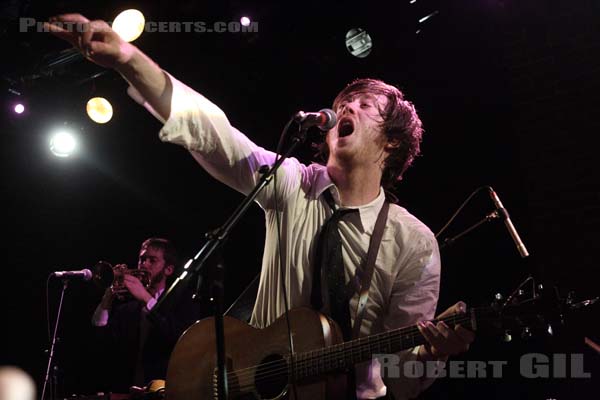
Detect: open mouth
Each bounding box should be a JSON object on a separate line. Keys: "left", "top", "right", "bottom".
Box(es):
{"left": 338, "top": 118, "right": 355, "bottom": 137}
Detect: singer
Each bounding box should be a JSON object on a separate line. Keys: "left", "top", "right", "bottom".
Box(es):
{"left": 48, "top": 14, "right": 474, "bottom": 400}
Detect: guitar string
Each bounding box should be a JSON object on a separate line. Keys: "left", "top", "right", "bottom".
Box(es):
{"left": 223, "top": 314, "right": 473, "bottom": 389}
{"left": 226, "top": 314, "right": 472, "bottom": 384}
{"left": 226, "top": 326, "right": 471, "bottom": 394}
{"left": 229, "top": 313, "right": 472, "bottom": 378}
{"left": 226, "top": 315, "right": 473, "bottom": 393}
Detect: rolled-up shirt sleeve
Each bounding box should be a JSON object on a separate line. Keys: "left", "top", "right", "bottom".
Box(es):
{"left": 127, "top": 73, "right": 301, "bottom": 209}
{"left": 91, "top": 304, "right": 110, "bottom": 327}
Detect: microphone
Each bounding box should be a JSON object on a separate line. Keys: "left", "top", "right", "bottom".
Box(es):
{"left": 52, "top": 269, "right": 93, "bottom": 281}
{"left": 294, "top": 108, "right": 337, "bottom": 131}
{"left": 487, "top": 187, "right": 530, "bottom": 258}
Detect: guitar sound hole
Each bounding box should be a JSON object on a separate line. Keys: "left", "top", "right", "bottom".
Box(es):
{"left": 254, "top": 353, "right": 288, "bottom": 399}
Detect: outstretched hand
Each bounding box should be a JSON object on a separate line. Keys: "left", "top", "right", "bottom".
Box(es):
{"left": 44, "top": 14, "right": 132, "bottom": 68}
{"left": 417, "top": 301, "right": 475, "bottom": 359}
{"left": 45, "top": 12, "right": 172, "bottom": 121}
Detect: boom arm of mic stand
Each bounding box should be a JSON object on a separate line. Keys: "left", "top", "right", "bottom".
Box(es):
{"left": 151, "top": 126, "right": 307, "bottom": 400}
{"left": 439, "top": 211, "right": 500, "bottom": 250}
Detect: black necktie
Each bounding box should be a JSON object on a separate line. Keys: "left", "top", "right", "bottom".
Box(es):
{"left": 311, "top": 190, "right": 358, "bottom": 340}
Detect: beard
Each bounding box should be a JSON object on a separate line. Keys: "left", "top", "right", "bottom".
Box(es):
{"left": 150, "top": 268, "right": 166, "bottom": 287}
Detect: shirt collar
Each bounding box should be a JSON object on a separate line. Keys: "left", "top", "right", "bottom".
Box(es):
{"left": 314, "top": 164, "right": 335, "bottom": 198}
{"left": 314, "top": 166, "right": 385, "bottom": 233}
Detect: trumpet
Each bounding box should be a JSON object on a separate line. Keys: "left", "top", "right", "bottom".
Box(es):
{"left": 92, "top": 261, "right": 151, "bottom": 300}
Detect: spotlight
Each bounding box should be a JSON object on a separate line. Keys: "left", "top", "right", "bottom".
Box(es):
{"left": 86, "top": 97, "right": 113, "bottom": 124}
{"left": 112, "top": 9, "right": 145, "bottom": 42}
{"left": 345, "top": 28, "right": 373, "bottom": 58}
{"left": 240, "top": 16, "right": 251, "bottom": 27}
{"left": 14, "top": 104, "right": 25, "bottom": 114}
{"left": 49, "top": 130, "right": 77, "bottom": 158}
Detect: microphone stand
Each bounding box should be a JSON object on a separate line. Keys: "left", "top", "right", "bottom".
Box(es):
{"left": 41, "top": 278, "right": 69, "bottom": 400}
{"left": 152, "top": 121, "right": 307, "bottom": 400}
{"left": 439, "top": 210, "right": 500, "bottom": 250}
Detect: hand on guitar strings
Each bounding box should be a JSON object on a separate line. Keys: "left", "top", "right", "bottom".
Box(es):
{"left": 417, "top": 301, "right": 476, "bottom": 360}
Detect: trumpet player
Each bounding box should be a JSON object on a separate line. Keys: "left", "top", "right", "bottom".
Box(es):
{"left": 91, "top": 237, "right": 203, "bottom": 394}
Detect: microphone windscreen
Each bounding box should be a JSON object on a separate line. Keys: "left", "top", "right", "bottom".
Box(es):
{"left": 82, "top": 269, "right": 93, "bottom": 281}
{"left": 319, "top": 108, "right": 337, "bottom": 131}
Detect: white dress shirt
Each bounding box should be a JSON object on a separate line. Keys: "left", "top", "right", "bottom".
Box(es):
{"left": 92, "top": 287, "right": 164, "bottom": 327}
{"left": 128, "top": 74, "right": 441, "bottom": 399}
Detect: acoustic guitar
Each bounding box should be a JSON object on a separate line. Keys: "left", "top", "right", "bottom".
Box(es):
{"left": 165, "top": 285, "right": 581, "bottom": 400}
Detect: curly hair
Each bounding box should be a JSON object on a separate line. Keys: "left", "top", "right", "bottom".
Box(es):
{"left": 318, "top": 78, "right": 424, "bottom": 189}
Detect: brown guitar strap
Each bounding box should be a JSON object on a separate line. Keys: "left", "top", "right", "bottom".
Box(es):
{"left": 352, "top": 199, "right": 389, "bottom": 339}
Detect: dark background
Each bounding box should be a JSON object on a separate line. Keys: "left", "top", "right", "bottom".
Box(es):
{"left": 1, "top": 0, "right": 598, "bottom": 399}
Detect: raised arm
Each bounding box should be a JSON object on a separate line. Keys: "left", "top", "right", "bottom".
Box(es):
{"left": 46, "top": 14, "right": 171, "bottom": 120}
{"left": 46, "top": 14, "right": 303, "bottom": 207}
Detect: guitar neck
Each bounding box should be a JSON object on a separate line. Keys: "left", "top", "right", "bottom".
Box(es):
{"left": 291, "top": 309, "right": 477, "bottom": 380}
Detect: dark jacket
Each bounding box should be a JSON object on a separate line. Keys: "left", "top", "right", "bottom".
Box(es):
{"left": 95, "top": 281, "right": 205, "bottom": 393}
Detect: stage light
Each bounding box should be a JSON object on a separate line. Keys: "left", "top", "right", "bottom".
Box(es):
{"left": 112, "top": 9, "right": 145, "bottom": 42}
{"left": 345, "top": 28, "right": 373, "bottom": 58}
{"left": 14, "top": 104, "right": 25, "bottom": 114}
{"left": 49, "top": 130, "right": 77, "bottom": 158}
{"left": 240, "top": 16, "right": 251, "bottom": 27}
{"left": 86, "top": 97, "right": 113, "bottom": 124}
{"left": 419, "top": 10, "right": 439, "bottom": 24}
